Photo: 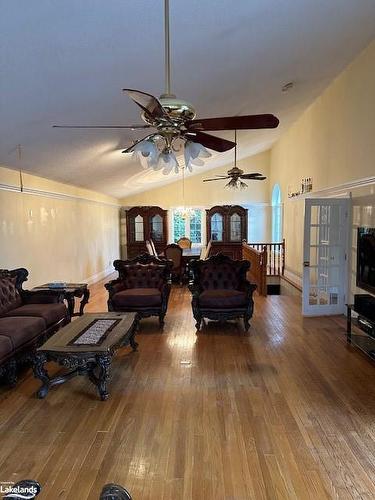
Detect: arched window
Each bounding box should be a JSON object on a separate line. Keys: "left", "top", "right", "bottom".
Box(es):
{"left": 271, "top": 184, "right": 282, "bottom": 242}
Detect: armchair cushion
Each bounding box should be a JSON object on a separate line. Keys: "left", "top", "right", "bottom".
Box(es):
{"left": 199, "top": 289, "right": 247, "bottom": 309}
{"left": 5, "top": 303, "right": 67, "bottom": 327}
{"left": 0, "top": 335, "right": 13, "bottom": 362}
{"left": 123, "top": 264, "right": 165, "bottom": 290}
{"left": 0, "top": 316, "right": 45, "bottom": 349}
{"left": 200, "top": 263, "right": 240, "bottom": 290}
{"left": 112, "top": 288, "right": 161, "bottom": 308}
{"left": 0, "top": 277, "right": 22, "bottom": 315}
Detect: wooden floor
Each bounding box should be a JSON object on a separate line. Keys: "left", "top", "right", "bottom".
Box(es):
{"left": 1, "top": 280, "right": 375, "bottom": 499}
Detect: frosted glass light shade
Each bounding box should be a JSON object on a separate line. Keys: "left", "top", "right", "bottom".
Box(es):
{"left": 132, "top": 140, "right": 159, "bottom": 168}
{"left": 156, "top": 151, "right": 179, "bottom": 175}
{"left": 184, "top": 140, "right": 212, "bottom": 170}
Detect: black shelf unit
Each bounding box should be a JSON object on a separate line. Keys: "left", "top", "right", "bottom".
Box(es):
{"left": 346, "top": 304, "right": 375, "bottom": 361}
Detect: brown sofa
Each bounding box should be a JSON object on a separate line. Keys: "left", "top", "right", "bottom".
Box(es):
{"left": 0, "top": 268, "right": 69, "bottom": 385}
{"left": 105, "top": 254, "right": 172, "bottom": 326}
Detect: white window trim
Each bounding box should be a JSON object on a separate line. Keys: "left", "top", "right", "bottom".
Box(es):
{"left": 169, "top": 207, "right": 206, "bottom": 246}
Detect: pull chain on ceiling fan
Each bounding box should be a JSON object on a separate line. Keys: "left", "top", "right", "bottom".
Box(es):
{"left": 53, "top": 0, "right": 279, "bottom": 176}
{"left": 203, "top": 130, "right": 267, "bottom": 189}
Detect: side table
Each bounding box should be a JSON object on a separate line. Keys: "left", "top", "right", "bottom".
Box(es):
{"left": 32, "top": 283, "right": 90, "bottom": 317}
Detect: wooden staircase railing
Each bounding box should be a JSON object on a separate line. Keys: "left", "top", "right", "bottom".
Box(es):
{"left": 242, "top": 242, "right": 268, "bottom": 296}
{"left": 248, "top": 239, "right": 285, "bottom": 276}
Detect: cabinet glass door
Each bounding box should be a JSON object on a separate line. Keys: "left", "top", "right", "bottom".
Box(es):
{"left": 211, "top": 213, "right": 223, "bottom": 241}
{"left": 230, "top": 213, "right": 241, "bottom": 241}
{"left": 151, "top": 214, "right": 163, "bottom": 242}
{"left": 134, "top": 215, "right": 144, "bottom": 241}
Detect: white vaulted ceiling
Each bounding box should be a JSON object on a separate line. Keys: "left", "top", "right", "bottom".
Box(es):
{"left": 1, "top": 0, "right": 375, "bottom": 198}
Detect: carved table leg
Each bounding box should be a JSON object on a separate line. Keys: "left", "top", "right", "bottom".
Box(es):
{"left": 129, "top": 332, "right": 139, "bottom": 351}
{"left": 65, "top": 292, "right": 76, "bottom": 318}
{"left": 79, "top": 288, "right": 90, "bottom": 316}
{"left": 244, "top": 314, "right": 251, "bottom": 332}
{"left": 33, "top": 352, "right": 50, "bottom": 399}
{"left": 96, "top": 354, "right": 111, "bottom": 401}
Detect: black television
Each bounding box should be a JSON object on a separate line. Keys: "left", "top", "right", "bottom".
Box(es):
{"left": 356, "top": 227, "right": 375, "bottom": 294}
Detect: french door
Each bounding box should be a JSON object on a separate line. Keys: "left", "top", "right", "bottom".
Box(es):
{"left": 302, "top": 198, "right": 350, "bottom": 316}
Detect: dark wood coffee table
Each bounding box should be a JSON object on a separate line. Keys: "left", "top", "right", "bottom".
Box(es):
{"left": 32, "top": 283, "right": 90, "bottom": 317}
{"left": 33, "top": 312, "right": 138, "bottom": 401}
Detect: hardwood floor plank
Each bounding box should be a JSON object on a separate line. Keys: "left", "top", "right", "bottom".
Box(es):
{"left": 0, "top": 280, "right": 374, "bottom": 499}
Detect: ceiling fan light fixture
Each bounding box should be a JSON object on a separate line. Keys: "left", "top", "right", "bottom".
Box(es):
{"left": 132, "top": 139, "right": 159, "bottom": 168}
{"left": 225, "top": 178, "right": 248, "bottom": 190}
{"left": 158, "top": 149, "right": 179, "bottom": 174}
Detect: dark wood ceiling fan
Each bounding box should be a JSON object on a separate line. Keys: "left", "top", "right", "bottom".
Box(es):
{"left": 203, "top": 130, "right": 266, "bottom": 189}
{"left": 53, "top": 0, "right": 279, "bottom": 168}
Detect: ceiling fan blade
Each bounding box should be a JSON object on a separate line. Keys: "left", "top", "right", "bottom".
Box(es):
{"left": 203, "top": 177, "right": 230, "bottom": 182}
{"left": 240, "top": 173, "right": 264, "bottom": 179}
{"left": 122, "top": 133, "right": 158, "bottom": 153}
{"left": 123, "top": 88, "right": 168, "bottom": 121}
{"left": 186, "top": 114, "right": 279, "bottom": 131}
{"left": 52, "top": 124, "right": 151, "bottom": 129}
{"left": 241, "top": 176, "right": 267, "bottom": 181}
{"left": 186, "top": 131, "right": 236, "bottom": 152}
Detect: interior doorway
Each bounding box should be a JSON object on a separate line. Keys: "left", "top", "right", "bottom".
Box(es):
{"left": 302, "top": 198, "right": 350, "bottom": 316}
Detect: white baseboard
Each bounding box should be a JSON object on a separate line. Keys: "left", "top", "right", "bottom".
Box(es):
{"left": 85, "top": 266, "right": 114, "bottom": 285}
{"left": 284, "top": 268, "right": 303, "bottom": 289}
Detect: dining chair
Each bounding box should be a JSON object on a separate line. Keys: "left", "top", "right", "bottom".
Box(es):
{"left": 164, "top": 243, "right": 183, "bottom": 283}
{"left": 177, "top": 237, "right": 192, "bottom": 249}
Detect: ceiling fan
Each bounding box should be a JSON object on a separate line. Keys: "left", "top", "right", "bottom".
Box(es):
{"left": 203, "top": 130, "right": 266, "bottom": 189}
{"left": 53, "top": 0, "right": 279, "bottom": 175}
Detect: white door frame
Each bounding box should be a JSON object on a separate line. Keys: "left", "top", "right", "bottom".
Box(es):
{"left": 302, "top": 197, "right": 350, "bottom": 316}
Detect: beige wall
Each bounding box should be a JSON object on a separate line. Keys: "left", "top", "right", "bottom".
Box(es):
{"left": 120, "top": 150, "right": 272, "bottom": 243}
{"left": 120, "top": 150, "right": 271, "bottom": 207}
{"left": 270, "top": 40, "right": 375, "bottom": 282}
{"left": 0, "top": 165, "right": 120, "bottom": 287}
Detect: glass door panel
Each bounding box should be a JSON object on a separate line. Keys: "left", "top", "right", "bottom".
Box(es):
{"left": 303, "top": 198, "right": 349, "bottom": 316}
{"left": 150, "top": 214, "right": 163, "bottom": 242}
{"left": 211, "top": 213, "right": 223, "bottom": 241}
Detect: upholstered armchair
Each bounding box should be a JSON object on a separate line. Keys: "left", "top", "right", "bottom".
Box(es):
{"left": 105, "top": 254, "right": 172, "bottom": 326}
{"left": 189, "top": 254, "right": 257, "bottom": 331}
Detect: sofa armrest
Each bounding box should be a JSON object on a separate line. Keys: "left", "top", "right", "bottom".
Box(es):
{"left": 21, "top": 289, "right": 65, "bottom": 304}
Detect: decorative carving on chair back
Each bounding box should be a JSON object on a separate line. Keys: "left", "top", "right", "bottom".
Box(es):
{"left": 113, "top": 255, "right": 172, "bottom": 288}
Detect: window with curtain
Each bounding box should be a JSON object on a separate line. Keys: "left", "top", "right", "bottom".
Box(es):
{"left": 173, "top": 209, "right": 203, "bottom": 244}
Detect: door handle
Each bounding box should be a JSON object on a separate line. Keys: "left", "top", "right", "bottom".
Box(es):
{"left": 303, "top": 261, "right": 310, "bottom": 267}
